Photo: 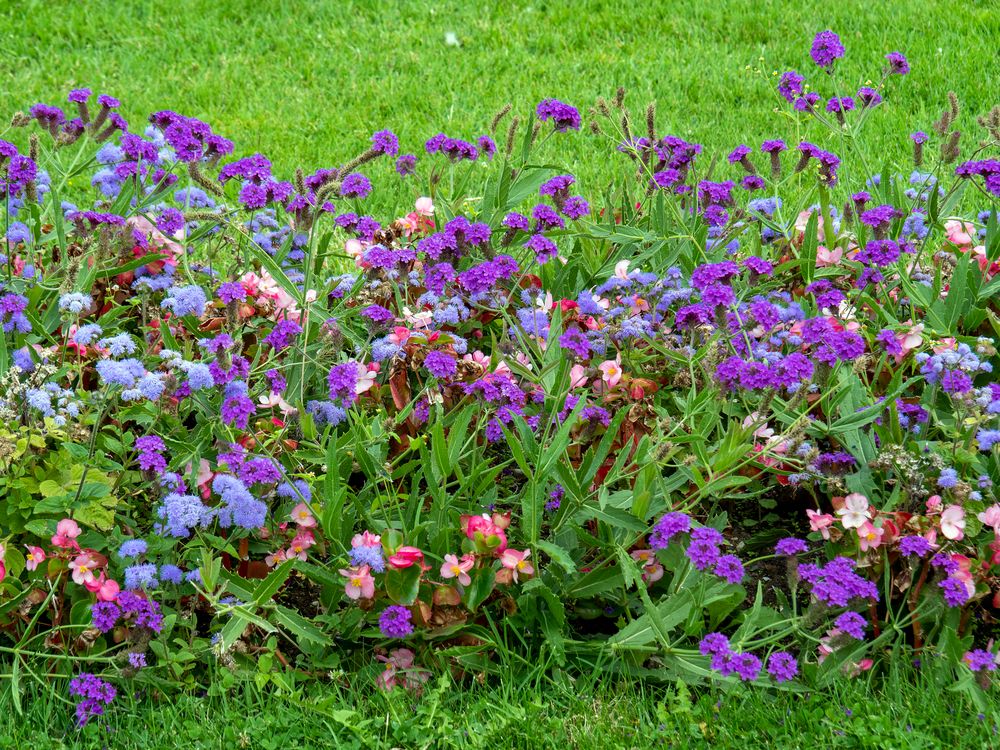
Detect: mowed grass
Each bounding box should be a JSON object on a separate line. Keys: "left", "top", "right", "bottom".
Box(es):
{"left": 1, "top": 0, "right": 997, "bottom": 200}
{"left": 1, "top": 667, "right": 998, "bottom": 749}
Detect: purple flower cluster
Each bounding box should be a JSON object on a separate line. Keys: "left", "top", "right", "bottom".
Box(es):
{"left": 378, "top": 605, "right": 415, "bottom": 638}
{"left": 69, "top": 673, "right": 117, "bottom": 727}
{"left": 91, "top": 591, "right": 164, "bottom": 633}
{"left": 798, "top": 557, "right": 879, "bottom": 607}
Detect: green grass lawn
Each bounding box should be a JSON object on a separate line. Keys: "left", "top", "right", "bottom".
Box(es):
{"left": 1, "top": 0, "right": 996, "bottom": 192}
{"left": 1, "top": 667, "right": 997, "bottom": 749}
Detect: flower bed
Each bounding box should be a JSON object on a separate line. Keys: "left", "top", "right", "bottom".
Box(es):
{"left": 1, "top": 30, "right": 999, "bottom": 726}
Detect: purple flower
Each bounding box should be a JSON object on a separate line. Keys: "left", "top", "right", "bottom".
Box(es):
{"left": 699, "top": 632, "right": 730, "bottom": 656}
{"left": 777, "top": 72, "right": 804, "bottom": 102}
{"left": 911, "top": 131, "right": 929, "bottom": 145}
{"left": 732, "top": 652, "right": 762, "bottom": 681}
{"left": 885, "top": 51, "right": 910, "bottom": 75}
{"left": 648, "top": 512, "right": 691, "bottom": 549}
{"left": 767, "top": 652, "right": 798, "bottom": 683}
{"left": 686, "top": 538, "right": 721, "bottom": 571}
{"left": 939, "top": 576, "right": 970, "bottom": 607}
{"left": 424, "top": 350, "right": 457, "bottom": 379}
{"left": 263, "top": 319, "right": 302, "bottom": 351}
{"left": 217, "top": 281, "right": 246, "bottom": 304}
{"left": 371, "top": 129, "right": 399, "bottom": 157}
{"left": 714, "top": 555, "right": 744, "bottom": 584}
{"left": 775, "top": 537, "right": 808, "bottom": 556}
{"left": 834, "top": 611, "right": 867, "bottom": 640}
{"left": 525, "top": 233, "right": 558, "bottom": 264}
{"left": 965, "top": 649, "right": 997, "bottom": 673}
{"left": 379, "top": 605, "right": 414, "bottom": 638}
{"left": 328, "top": 362, "right": 360, "bottom": 405}
{"left": 340, "top": 173, "right": 372, "bottom": 199}
{"left": 810, "top": 30, "right": 845, "bottom": 70}
{"left": 69, "top": 673, "right": 117, "bottom": 727}
{"left": 857, "top": 87, "right": 882, "bottom": 108}
{"left": 395, "top": 153, "right": 417, "bottom": 176}
{"left": 536, "top": 98, "right": 581, "bottom": 132}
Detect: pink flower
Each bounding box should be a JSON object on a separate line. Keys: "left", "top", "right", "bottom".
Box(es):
{"left": 815, "top": 245, "right": 843, "bottom": 267}
{"left": 25, "top": 546, "right": 46, "bottom": 572}
{"left": 352, "top": 531, "right": 381, "bottom": 548}
{"left": 898, "top": 323, "right": 923, "bottom": 356}
{"left": 978, "top": 504, "right": 1000, "bottom": 534}
{"left": 287, "top": 531, "right": 316, "bottom": 561}
{"left": 807, "top": 509, "right": 835, "bottom": 539}
{"left": 631, "top": 549, "right": 664, "bottom": 583}
{"left": 52, "top": 518, "right": 82, "bottom": 549}
{"left": 355, "top": 363, "right": 378, "bottom": 395}
{"left": 614, "top": 260, "right": 631, "bottom": 279}
{"left": 460, "top": 513, "right": 508, "bottom": 552}
{"left": 414, "top": 197, "right": 435, "bottom": 217}
{"left": 940, "top": 504, "right": 966, "bottom": 541}
{"left": 70, "top": 552, "right": 99, "bottom": 586}
{"left": 569, "top": 363, "right": 588, "bottom": 389}
{"left": 0, "top": 543, "right": 5, "bottom": 583}
{"left": 388, "top": 546, "right": 424, "bottom": 569}
{"left": 265, "top": 548, "right": 288, "bottom": 567}
{"left": 440, "top": 553, "right": 475, "bottom": 586}
{"left": 340, "top": 565, "right": 375, "bottom": 600}
{"left": 95, "top": 576, "right": 120, "bottom": 602}
{"left": 290, "top": 503, "right": 317, "bottom": 528}
{"left": 944, "top": 219, "right": 976, "bottom": 249}
{"left": 499, "top": 549, "right": 534, "bottom": 582}
{"left": 598, "top": 357, "right": 623, "bottom": 387}
{"left": 836, "top": 493, "right": 871, "bottom": 530}
{"left": 857, "top": 521, "right": 884, "bottom": 552}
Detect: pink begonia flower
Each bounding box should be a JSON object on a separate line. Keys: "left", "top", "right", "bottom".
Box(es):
{"left": 499, "top": 549, "right": 534, "bottom": 582}
{"left": 25, "top": 546, "right": 46, "bottom": 572}
{"left": 836, "top": 494, "right": 871, "bottom": 530}
{"left": 266, "top": 548, "right": 288, "bottom": 567}
{"left": 70, "top": 552, "right": 99, "bottom": 586}
{"left": 631, "top": 549, "right": 664, "bottom": 584}
{"left": 978, "top": 504, "right": 1000, "bottom": 534}
{"left": 857, "top": 521, "right": 884, "bottom": 552}
{"left": 807, "top": 509, "right": 835, "bottom": 539}
{"left": 352, "top": 531, "right": 381, "bottom": 548}
{"left": 614, "top": 260, "right": 631, "bottom": 279}
{"left": 598, "top": 357, "right": 623, "bottom": 387}
{"left": 290, "top": 503, "right": 317, "bottom": 528}
{"left": 377, "top": 648, "right": 431, "bottom": 692}
{"left": 95, "top": 577, "right": 120, "bottom": 602}
{"left": 258, "top": 391, "right": 296, "bottom": 415}
{"left": 340, "top": 565, "right": 375, "bottom": 600}
{"left": 355, "top": 362, "right": 378, "bottom": 395}
{"left": 569, "top": 364, "right": 588, "bottom": 389}
{"left": 440, "top": 553, "right": 475, "bottom": 587}
{"left": 944, "top": 219, "right": 976, "bottom": 249}
{"left": 898, "top": 323, "right": 923, "bottom": 355}
{"left": 940, "top": 504, "right": 966, "bottom": 541}
{"left": 414, "top": 197, "right": 435, "bottom": 216}
{"left": 461, "top": 514, "right": 508, "bottom": 552}
{"left": 925, "top": 494, "right": 943, "bottom": 511}
{"left": 815, "top": 245, "right": 843, "bottom": 267}
{"left": 287, "top": 531, "right": 315, "bottom": 562}
{"left": 51, "top": 518, "right": 82, "bottom": 549}
{"left": 388, "top": 546, "right": 424, "bottom": 569}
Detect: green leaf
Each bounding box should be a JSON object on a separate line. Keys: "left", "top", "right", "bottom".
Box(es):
{"left": 536, "top": 540, "right": 577, "bottom": 575}
{"left": 384, "top": 564, "right": 422, "bottom": 606}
